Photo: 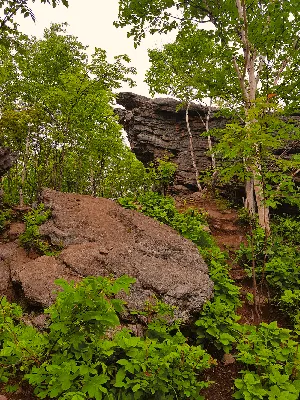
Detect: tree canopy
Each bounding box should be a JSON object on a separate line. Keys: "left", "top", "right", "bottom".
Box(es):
{"left": 0, "top": 23, "right": 151, "bottom": 203}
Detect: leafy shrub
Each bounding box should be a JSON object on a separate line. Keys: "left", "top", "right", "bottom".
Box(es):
{"left": 19, "top": 203, "right": 56, "bottom": 255}
{"left": 1, "top": 276, "right": 213, "bottom": 399}
{"left": 280, "top": 290, "right": 300, "bottom": 333}
{"left": 0, "top": 209, "right": 12, "bottom": 232}
{"left": 0, "top": 297, "right": 47, "bottom": 385}
{"left": 152, "top": 157, "right": 178, "bottom": 195}
{"left": 195, "top": 298, "right": 241, "bottom": 353}
{"left": 236, "top": 216, "right": 300, "bottom": 325}
{"left": 195, "top": 245, "right": 242, "bottom": 352}
{"left": 234, "top": 322, "right": 300, "bottom": 400}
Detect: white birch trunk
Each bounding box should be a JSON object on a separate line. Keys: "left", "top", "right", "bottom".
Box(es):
{"left": 235, "top": 0, "right": 270, "bottom": 233}
{"left": 186, "top": 103, "right": 202, "bottom": 192}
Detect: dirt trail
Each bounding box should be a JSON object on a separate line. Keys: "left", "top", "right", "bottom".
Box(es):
{"left": 176, "top": 191, "right": 248, "bottom": 400}
{"left": 176, "top": 191, "right": 248, "bottom": 277}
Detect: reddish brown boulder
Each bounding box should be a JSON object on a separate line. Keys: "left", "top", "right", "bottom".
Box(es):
{"left": 1, "top": 189, "right": 213, "bottom": 320}
{"left": 39, "top": 189, "right": 213, "bottom": 320}
{"left": 16, "top": 256, "right": 79, "bottom": 307}
{"left": 7, "top": 222, "right": 26, "bottom": 241}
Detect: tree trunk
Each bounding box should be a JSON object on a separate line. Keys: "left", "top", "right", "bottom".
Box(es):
{"left": 186, "top": 103, "right": 202, "bottom": 192}
{"left": 244, "top": 178, "right": 255, "bottom": 214}
{"left": 235, "top": 0, "right": 270, "bottom": 233}
{"left": 205, "top": 100, "right": 216, "bottom": 171}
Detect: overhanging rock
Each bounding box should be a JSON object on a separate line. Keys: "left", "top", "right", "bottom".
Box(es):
{"left": 115, "top": 92, "right": 226, "bottom": 192}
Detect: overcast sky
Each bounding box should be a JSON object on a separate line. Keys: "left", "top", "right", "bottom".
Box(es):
{"left": 16, "top": 0, "right": 176, "bottom": 97}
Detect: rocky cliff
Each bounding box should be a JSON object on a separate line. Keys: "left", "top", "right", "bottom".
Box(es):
{"left": 115, "top": 92, "right": 227, "bottom": 192}
{"left": 116, "top": 92, "right": 300, "bottom": 194}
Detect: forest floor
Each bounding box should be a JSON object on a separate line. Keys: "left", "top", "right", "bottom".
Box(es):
{"left": 0, "top": 191, "right": 288, "bottom": 400}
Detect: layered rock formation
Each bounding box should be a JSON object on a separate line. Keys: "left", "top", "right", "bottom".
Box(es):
{"left": 116, "top": 92, "right": 226, "bottom": 192}
{"left": 0, "top": 189, "right": 213, "bottom": 321}
{"left": 116, "top": 92, "right": 300, "bottom": 193}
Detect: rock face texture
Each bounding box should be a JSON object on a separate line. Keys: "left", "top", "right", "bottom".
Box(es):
{"left": 116, "top": 92, "right": 227, "bottom": 192}
{"left": 1, "top": 189, "right": 213, "bottom": 321}
{"left": 116, "top": 92, "right": 300, "bottom": 192}
{"left": 0, "top": 146, "right": 16, "bottom": 179}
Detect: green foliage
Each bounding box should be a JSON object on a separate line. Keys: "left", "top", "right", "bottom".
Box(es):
{"left": 280, "top": 290, "right": 300, "bottom": 334}
{"left": 19, "top": 203, "right": 55, "bottom": 255}
{"left": 0, "top": 296, "right": 47, "bottom": 386}
{"left": 116, "top": 1, "right": 300, "bottom": 109}
{"left": 0, "top": 0, "right": 69, "bottom": 42}
{"left": 0, "top": 23, "right": 149, "bottom": 204}
{"left": 119, "top": 191, "right": 242, "bottom": 352}
{"left": 195, "top": 297, "right": 241, "bottom": 353}
{"left": 150, "top": 157, "right": 177, "bottom": 195}
{"left": 237, "top": 207, "right": 253, "bottom": 226}
{"left": 0, "top": 208, "right": 12, "bottom": 231}
{"left": 234, "top": 322, "right": 300, "bottom": 400}
{"left": 213, "top": 101, "right": 300, "bottom": 209}
{"left": 0, "top": 276, "right": 213, "bottom": 399}
{"left": 195, "top": 247, "right": 242, "bottom": 352}
{"left": 119, "top": 191, "right": 211, "bottom": 248}
{"left": 236, "top": 216, "right": 300, "bottom": 326}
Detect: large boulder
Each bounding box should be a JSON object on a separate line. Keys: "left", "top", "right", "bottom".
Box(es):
{"left": 3, "top": 189, "right": 213, "bottom": 320}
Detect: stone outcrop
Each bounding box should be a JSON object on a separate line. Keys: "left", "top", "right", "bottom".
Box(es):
{"left": 116, "top": 92, "right": 300, "bottom": 192}
{"left": 116, "top": 92, "right": 227, "bottom": 192}
{"left": 1, "top": 189, "right": 213, "bottom": 321}
{"left": 0, "top": 146, "right": 16, "bottom": 179}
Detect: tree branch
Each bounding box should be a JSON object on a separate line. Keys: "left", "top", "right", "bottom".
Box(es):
{"left": 233, "top": 56, "right": 248, "bottom": 102}
{"left": 273, "top": 38, "right": 299, "bottom": 86}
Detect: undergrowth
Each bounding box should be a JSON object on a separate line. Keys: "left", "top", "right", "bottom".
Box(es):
{"left": 0, "top": 208, "right": 12, "bottom": 232}
{"left": 236, "top": 215, "right": 300, "bottom": 330}
{"left": 0, "top": 276, "right": 213, "bottom": 400}
{"left": 119, "top": 192, "right": 300, "bottom": 399}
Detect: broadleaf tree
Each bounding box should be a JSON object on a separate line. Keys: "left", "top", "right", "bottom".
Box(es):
{"left": 116, "top": 0, "right": 300, "bottom": 233}
{"left": 0, "top": 0, "right": 70, "bottom": 180}
{"left": 0, "top": 23, "right": 151, "bottom": 203}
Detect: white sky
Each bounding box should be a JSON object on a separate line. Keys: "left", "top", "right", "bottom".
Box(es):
{"left": 16, "top": 0, "right": 176, "bottom": 97}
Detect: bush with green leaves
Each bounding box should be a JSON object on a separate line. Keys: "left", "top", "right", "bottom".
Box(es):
{"left": 0, "top": 275, "right": 213, "bottom": 399}
{"left": 151, "top": 157, "right": 178, "bottom": 195}
{"left": 119, "top": 191, "right": 211, "bottom": 248}
{"left": 19, "top": 203, "right": 56, "bottom": 255}
{"left": 236, "top": 216, "right": 300, "bottom": 326}
{"left": 0, "top": 297, "right": 47, "bottom": 386}
{"left": 195, "top": 247, "right": 242, "bottom": 352}
{"left": 0, "top": 208, "right": 12, "bottom": 231}
{"left": 237, "top": 217, "right": 299, "bottom": 290}
{"left": 234, "top": 322, "right": 300, "bottom": 400}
